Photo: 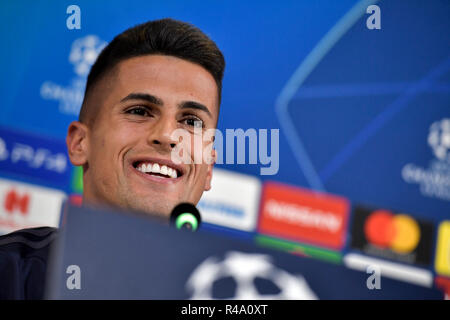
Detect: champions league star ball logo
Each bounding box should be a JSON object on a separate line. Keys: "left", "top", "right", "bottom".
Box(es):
{"left": 428, "top": 118, "right": 450, "bottom": 163}
{"left": 402, "top": 117, "right": 450, "bottom": 202}
{"left": 69, "top": 35, "right": 106, "bottom": 77}
{"left": 186, "top": 251, "right": 317, "bottom": 300}
{"left": 40, "top": 35, "right": 107, "bottom": 116}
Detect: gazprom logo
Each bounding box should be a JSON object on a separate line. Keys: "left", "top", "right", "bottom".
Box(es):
{"left": 198, "top": 200, "right": 244, "bottom": 217}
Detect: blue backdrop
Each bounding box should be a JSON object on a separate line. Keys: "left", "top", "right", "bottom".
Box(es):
{"left": 1, "top": 0, "right": 448, "bottom": 221}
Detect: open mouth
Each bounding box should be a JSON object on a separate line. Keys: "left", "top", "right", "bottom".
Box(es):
{"left": 132, "top": 161, "right": 182, "bottom": 179}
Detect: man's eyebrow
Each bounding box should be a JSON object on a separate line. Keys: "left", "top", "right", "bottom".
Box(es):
{"left": 179, "top": 101, "right": 212, "bottom": 118}
{"left": 120, "top": 93, "right": 163, "bottom": 105}
{"left": 121, "top": 93, "right": 212, "bottom": 118}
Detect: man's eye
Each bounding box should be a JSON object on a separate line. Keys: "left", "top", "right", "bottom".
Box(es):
{"left": 126, "top": 107, "right": 150, "bottom": 117}
{"left": 184, "top": 118, "right": 204, "bottom": 128}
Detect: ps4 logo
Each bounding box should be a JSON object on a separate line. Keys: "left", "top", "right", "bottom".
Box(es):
{"left": 0, "top": 128, "right": 71, "bottom": 187}
{"left": 0, "top": 137, "right": 67, "bottom": 174}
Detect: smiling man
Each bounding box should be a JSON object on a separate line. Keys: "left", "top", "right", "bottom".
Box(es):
{"left": 0, "top": 18, "right": 225, "bottom": 299}
{"left": 68, "top": 19, "right": 224, "bottom": 217}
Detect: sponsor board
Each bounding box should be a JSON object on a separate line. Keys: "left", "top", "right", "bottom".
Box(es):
{"left": 0, "top": 126, "right": 71, "bottom": 188}
{"left": 197, "top": 168, "right": 261, "bottom": 232}
{"left": 257, "top": 182, "right": 349, "bottom": 250}
{"left": 350, "top": 206, "right": 434, "bottom": 267}
{"left": 0, "top": 178, "right": 66, "bottom": 234}
{"left": 435, "top": 221, "right": 450, "bottom": 277}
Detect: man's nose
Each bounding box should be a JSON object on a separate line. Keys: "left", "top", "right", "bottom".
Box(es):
{"left": 147, "top": 117, "right": 178, "bottom": 151}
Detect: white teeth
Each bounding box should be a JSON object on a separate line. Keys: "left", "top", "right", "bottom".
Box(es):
{"left": 152, "top": 163, "right": 160, "bottom": 174}
{"left": 137, "top": 162, "right": 179, "bottom": 178}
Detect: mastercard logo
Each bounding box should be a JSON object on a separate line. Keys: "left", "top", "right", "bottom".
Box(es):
{"left": 364, "top": 210, "right": 421, "bottom": 253}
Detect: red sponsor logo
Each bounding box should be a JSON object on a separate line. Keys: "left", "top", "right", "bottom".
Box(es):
{"left": 258, "top": 182, "right": 349, "bottom": 249}
{"left": 364, "top": 210, "right": 420, "bottom": 254}
{"left": 3, "top": 189, "right": 30, "bottom": 215}
{"left": 435, "top": 277, "right": 450, "bottom": 300}
{"left": 69, "top": 194, "right": 83, "bottom": 207}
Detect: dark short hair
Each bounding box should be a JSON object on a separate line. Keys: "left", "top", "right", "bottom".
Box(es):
{"left": 79, "top": 18, "right": 225, "bottom": 124}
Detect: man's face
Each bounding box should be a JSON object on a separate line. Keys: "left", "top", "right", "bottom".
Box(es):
{"left": 68, "top": 55, "right": 219, "bottom": 217}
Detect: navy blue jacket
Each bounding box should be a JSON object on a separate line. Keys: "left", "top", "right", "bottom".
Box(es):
{"left": 0, "top": 227, "right": 57, "bottom": 300}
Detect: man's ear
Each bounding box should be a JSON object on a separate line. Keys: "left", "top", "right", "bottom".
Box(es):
{"left": 66, "top": 121, "right": 89, "bottom": 166}
{"left": 204, "top": 149, "right": 217, "bottom": 191}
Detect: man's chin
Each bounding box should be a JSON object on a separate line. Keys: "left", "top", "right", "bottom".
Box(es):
{"left": 124, "top": 199, "right": 175, "bottom": 220}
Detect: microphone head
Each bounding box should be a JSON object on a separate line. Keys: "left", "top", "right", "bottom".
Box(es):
{"left": 170, "top": 203, "right": 202, "bottom": 232}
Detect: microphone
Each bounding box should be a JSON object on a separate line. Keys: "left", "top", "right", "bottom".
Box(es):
{"left": 170, "top": 203, "right": 202, "bottom": 232}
